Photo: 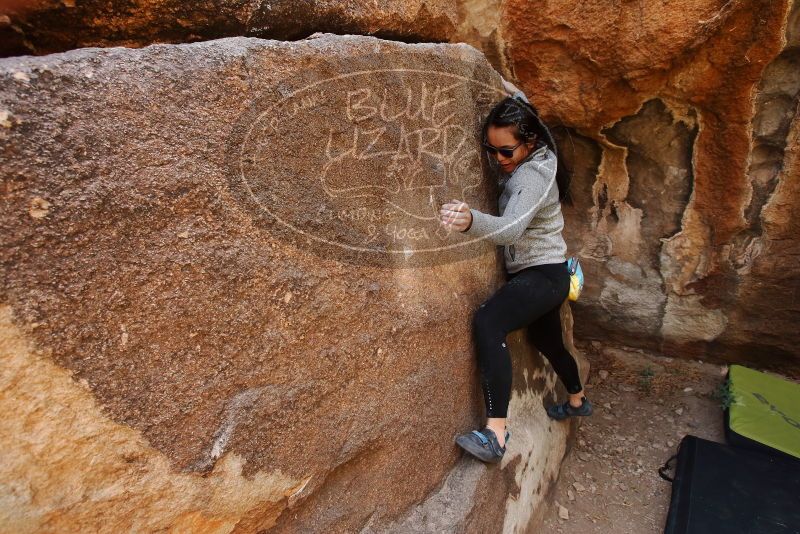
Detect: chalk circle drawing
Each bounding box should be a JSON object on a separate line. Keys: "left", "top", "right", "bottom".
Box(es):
{"left": 227, "top": 66, "right": 507, "bottom": 267}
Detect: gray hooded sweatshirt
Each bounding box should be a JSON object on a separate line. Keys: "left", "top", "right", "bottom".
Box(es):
{"left": 461, "top": 91, "right": 567, "bottom": 273}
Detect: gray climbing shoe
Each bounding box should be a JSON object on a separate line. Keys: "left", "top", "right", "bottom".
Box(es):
{"left": 546, "top": 397, "right": 593, "bottom": 421}
{"left": 455, "top": 427, "right": 510, "bottom": 463}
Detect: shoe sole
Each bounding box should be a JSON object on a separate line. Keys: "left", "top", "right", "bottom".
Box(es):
{"left": 547, "top": 405, "right": 593, "bottom": 421}
{"left": 454, "top": 435, "right": 503, "bottom": 463}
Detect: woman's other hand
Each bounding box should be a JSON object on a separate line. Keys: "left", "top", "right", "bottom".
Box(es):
{"left": 439, "top": 199, "right": 473, "bottom": 232}
{"left": 500, "top": 76, "right": 520, "bottom": 96}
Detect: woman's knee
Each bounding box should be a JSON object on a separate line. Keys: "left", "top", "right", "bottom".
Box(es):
{"left": 472, "top": 302, "right": 496, "bottom": 334}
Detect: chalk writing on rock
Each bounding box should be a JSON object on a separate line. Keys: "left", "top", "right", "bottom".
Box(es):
{"left": 230, "top": 66, "right": 504, "bottom": 267}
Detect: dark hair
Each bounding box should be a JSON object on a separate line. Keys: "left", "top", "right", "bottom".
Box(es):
{"left": 481, "top": 95, "right": 572, "bottom": 204}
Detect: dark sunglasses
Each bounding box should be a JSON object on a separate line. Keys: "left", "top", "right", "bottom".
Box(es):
{"left": 482, "top": 141, "right": 523, "bottom": 158}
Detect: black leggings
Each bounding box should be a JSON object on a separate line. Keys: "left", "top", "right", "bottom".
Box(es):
{"left": 472, "top": 261, "right": 583, "bottom": 418}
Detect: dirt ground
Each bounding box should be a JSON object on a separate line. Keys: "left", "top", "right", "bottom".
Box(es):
{"left": 540, "top": 342, "right": 729, "bottom": 533}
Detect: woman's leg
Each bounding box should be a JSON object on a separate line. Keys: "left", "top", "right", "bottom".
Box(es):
{"left": 526, "top": 304, "right": 586, "bottom": 407}
{"left": 472, "top": 263, "right": 569, "bottom": 445}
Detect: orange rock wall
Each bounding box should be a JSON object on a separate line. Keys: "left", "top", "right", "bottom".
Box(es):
{"left": 501, "top": 0, "right": 800, "bottom": 373}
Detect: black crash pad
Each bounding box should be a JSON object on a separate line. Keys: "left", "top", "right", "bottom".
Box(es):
{"left": 663, "top": 435, "right": 800, "bottom": 534}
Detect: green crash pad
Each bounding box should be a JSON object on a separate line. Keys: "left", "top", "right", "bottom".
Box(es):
{"left": 725, "top": 364, "right": 800, "bottom": 460}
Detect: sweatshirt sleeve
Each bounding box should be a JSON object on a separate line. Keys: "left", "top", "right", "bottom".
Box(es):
{"left": 461, "top": 156, "right": 557, "bottom": 245}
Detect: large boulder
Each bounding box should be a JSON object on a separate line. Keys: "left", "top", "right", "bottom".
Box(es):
{"left": 0, "top": 34, "right": 586, "bottom": 533}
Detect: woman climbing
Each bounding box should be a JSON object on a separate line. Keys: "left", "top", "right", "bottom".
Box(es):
{"left": 438, "top": 78, "right": 592, "bottom": 464}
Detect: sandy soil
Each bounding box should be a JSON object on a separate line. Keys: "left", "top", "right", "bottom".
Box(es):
{"left": 540, "top": 342, "right": 729, "bottom": 533}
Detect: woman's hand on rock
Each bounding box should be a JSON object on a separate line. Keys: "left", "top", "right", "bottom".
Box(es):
{"left": 439, "top": 199, "right": 472, "bottom": 232}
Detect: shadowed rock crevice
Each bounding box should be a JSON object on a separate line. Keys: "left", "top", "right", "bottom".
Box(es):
{"left": 732, "top": 45, "right": 800, "bottom": 272}
{"left": 551, "top": 126, "right": 604, "bottom": 305}
{"left": 569, "top": 99, "right": 698, "bottom": 345}
{"left": 603, "top": 99, "right": 696, "bottom": 271}
{"left": 0, "top": 0, "right": 458, "bottom": 58}
{"left": 552, "top": 126, "right": 603, "bottom": 217}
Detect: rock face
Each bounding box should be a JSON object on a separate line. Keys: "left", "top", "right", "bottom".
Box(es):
{"left": 0, "top": 0, "right": 459, "bottom": 57}
{"left": 2, "top": 0, "right": 798, "bottom": 377}
{"left": 502, "top": 0, "right": 800, "bottom": 373}
{"left": 0, "top": 34, "right": 586, "bottom": 533}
